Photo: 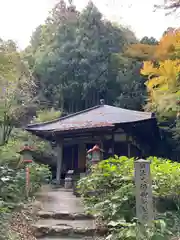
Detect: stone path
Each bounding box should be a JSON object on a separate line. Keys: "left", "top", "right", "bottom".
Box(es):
{"left": 33, "top": 185, "right": 105, "bottom": 239}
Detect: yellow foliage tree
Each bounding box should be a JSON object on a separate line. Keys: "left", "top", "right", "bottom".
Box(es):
{"left": 124, "top": 43, "right": 157, "bottom": 61}
{"left": 155, "top": 28, "right": 180, "bottom": 60}
{"left": 141, "top": 30, "right": 180, "bottom": 118}
{"left": 125, "top": 29, "right": 180, "bottom": 62}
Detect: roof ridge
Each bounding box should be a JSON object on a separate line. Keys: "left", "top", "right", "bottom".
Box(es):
{"left": 109, "top": 105, "right": 152, "bottom": 116}
{"left": 26, "top": 105, "right": 102, "bottom": 128}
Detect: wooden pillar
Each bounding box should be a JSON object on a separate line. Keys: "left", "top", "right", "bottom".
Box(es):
{"left": 56, "top": 140, "right": 63, "bottom": 184}
{"left": 72, "top": 146, "right": 74, "bottom": 170}
{"left": 126, "top": 134, "right": 131, "bottom": 157}
{"left": 112, "top": 132, "right": 115, "bottom": 156}
{"left": 78, "top": 143, "right": 86, "bottom": 171}
{"left": 100, "top": 139, "right": 104, "bottom": 160}
{"left": 128, "top": 142, "right": 131, "bottom": 157}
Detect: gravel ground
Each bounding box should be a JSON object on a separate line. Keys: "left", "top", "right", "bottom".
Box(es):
{"left": 9, "top": 200, "right": 42, "bottom": 240}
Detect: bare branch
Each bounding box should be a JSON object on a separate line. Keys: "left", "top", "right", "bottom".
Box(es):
{"left": 155, "top": 0, "right": 180, "bottom": 15}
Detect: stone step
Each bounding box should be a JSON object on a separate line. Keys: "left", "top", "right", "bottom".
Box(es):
{"left": 33, "top": 219, "right": 107, "bottom": 238}
{"left": 37, "top": 211, "right": 94, "bottom": 220}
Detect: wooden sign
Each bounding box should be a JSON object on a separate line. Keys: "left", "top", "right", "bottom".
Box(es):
{"left": 134, "top": 159, "right": 153, "bottom": 225}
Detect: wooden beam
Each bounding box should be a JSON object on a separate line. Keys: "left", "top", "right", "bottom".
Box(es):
{"left": 56, "top": 140, "right": 63, "bottom": 184}
{"left": 63, "top": 137, "right": 102, "bottom": 146}
{"left": 72, "top": 146, "right": 74, "bottom": 170}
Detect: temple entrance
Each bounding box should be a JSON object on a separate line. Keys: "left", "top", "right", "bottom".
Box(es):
{"left": 62, "top": 145, "right": 78, "bottom": 174}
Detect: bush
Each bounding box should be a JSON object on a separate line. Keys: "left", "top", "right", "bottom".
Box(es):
{"left": 0, "top": 127, "right": 52, "bottom": 239}
{"left": 78, "top": 156, "right": 135, "bottom": 221}
{"left": 0, "top": 128, "right": 56, "bottom": 168}
{"left": 0, "top": 163, "right": 51, "bottom": 204}
{"left": 32, "top": 108, "right": 61, "bottom": 123}
{"left": 78, "top": 156, "right": 180, "bottom": 239}
{"left": 0, "top": 162, "right": 51, "bottom": 240}
{"left": 28, "top": 163, "right": 52, "bottom": 194}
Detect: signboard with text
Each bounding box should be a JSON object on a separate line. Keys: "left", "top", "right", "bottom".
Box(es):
{"left": 134, "top": 159, "right": 153, "bottom": 224}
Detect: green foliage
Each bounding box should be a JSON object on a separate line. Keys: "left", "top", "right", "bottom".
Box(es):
{"left": 0, "top": 108, "right": 54, "bottom": 239}
{"left": 28, "top": 163, "right": 52, "bottom": 192}
{"left": 108, "top": 219, "right": 173, "bottom": 240}
{"left": 150, "top": 156, "right": 180, "bottom": 198}
{"left": 78, "top": 156, "right": 180, "bottom": 239}
{"left": 23, "top": 0, "right": 142, "bottom": 112}
{"left": 0, "top": 128, "right": 55, "bottom": 168}
{"left": 140, "top": 36, "right": 159, "bottom": 45}
{"left": 0, "top": 107, "right": 60, "bottom": 168}
{"left": 0, "top": 39, "right": 35, "bottom": 146}
{"left": 0, "top": 163, "right": 51, "bottom": 240}
{"left": 115, "top": 59, "right": 147, "bottom": 110}
{"left": 32, "top": 108, "right": 61, "bottom": 123}
{"left": 0, "top": 163, "right": 51, "bottom": 203}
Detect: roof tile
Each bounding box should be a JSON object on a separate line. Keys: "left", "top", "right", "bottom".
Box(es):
{"left": 26, "top": 105, "right": 154, "bottom": 132}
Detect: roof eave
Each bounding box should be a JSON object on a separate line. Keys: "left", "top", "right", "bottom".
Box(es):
{"left": 25, "top": 118, "right": 155, "bottom": 136}
{"left": 25, "top": 125, "right": 114, "bottom": 135}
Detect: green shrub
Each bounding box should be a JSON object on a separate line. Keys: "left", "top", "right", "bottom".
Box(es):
{"left": 0, "top": 128, "right": 56, "bottom": 168}
{"left": 0, "top": 162, "right": 51, "bottom": 240}
{"left": 78, "top": 156, "right": 135, "bottom": 221}
{"left": 150, "top": 156, "right": 180, "bottom": 198}
{"left": 28, "top": 163, "right": 52, "bottom": 194}
{"left": 78, "top": 156, "right": 180, "bottom": 239}
{"left": 107, "top": 219, "right": 173, "bottom": 240}
{"left": 0, "top": 107, "right": 56, "bottom": 239}
{"left": 0, "top": 163, "right": 51, "bottom": 204}
{"left": 32, "top": 108, "right": 61, "bottom": 123}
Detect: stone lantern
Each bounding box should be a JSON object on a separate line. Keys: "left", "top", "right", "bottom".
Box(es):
{"left": 87, "top": 144, "right": 103, "bottom": 165}
{"left": 18, "top": 144, "right": 34, "bottom": 198}
{"left": 18, "top": 144, "right": 34, "bottom": 164}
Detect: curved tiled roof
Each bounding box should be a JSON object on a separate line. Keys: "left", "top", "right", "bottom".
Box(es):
{"left": 26, "top": 104, "right": 154, "bottom": 133}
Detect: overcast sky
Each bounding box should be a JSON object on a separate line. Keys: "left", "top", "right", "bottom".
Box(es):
{"left": 0, "top": 0, "right": 179, "bottom": 49}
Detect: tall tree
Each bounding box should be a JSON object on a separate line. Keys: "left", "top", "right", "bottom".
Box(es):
{"left": 0, "top": 40, "right": 35, "bottom": 145}
{"left": 24, "top": 0, "right": 137, "bottom": 113}
{"left": 140, "top": 36, "right": 158, "bottom": 45}
{"left": 115, "top": 36, "right": 159, "bottom": 110}
{"left": 115, "top": 59, "right": 147, "bottom": 110}
{"left": 141, "top": 29, "right": 180, "bottom": 117}
{"left": 140, "top": 29, "right": 180, "bottom": 158}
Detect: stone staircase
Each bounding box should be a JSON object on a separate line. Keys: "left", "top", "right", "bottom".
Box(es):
{"left": 33, "top": 186, "right": 106, "bottom": 239}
